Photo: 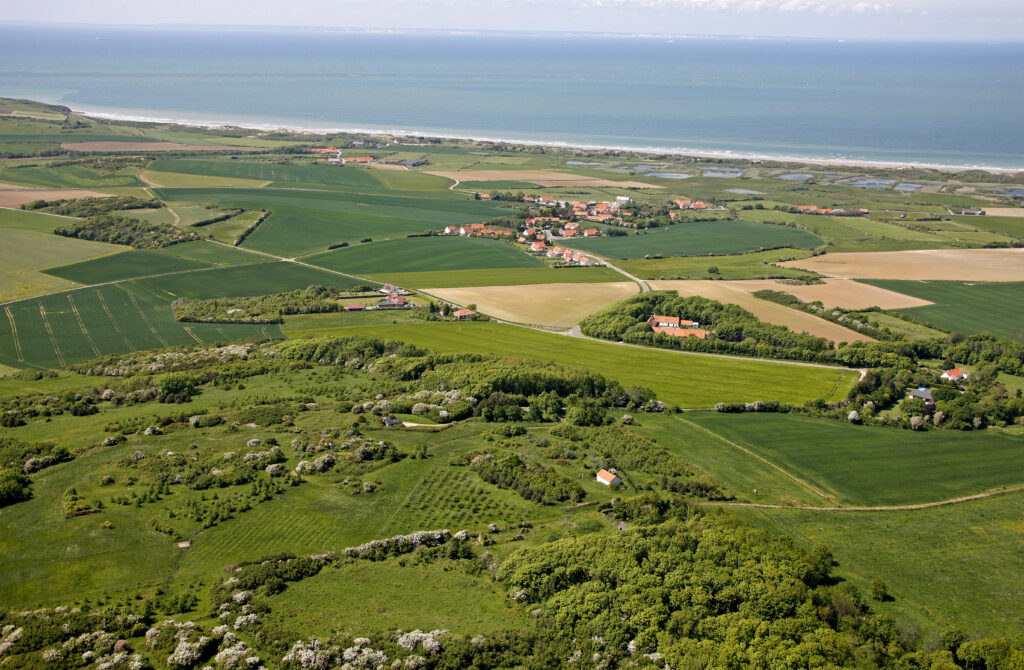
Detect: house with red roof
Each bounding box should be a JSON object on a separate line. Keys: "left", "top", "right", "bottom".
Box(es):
{"left": 941, "top": 368, "right": 968, "bottom": 381}
{"left": 595, "top": 469, "right": 621, "bottom": 486}
{"left": 443, "top": 225, "right": 458, "bottom": 235}
{"left": 459, "top": 223, "right": 486, "bottom": 235}
{"left": 584, "top": 228, "right": 599, "bottom": 237}
{"left": 648, "top": 315, "right": 681, "bottom": 328}
{"left": 652, "top": 326, "right": 708, "bottom": 339}
{"left": 378, "top": 293, "right": 408, "bottom": 308}
{"left": 530, "top": 241, "right": 547, "bottom": 253}
{"left": 453, "top": 308, "right": 477, "bottom": 320}
{"left": 345, "top": 303, "right": 366, "bottom": 311}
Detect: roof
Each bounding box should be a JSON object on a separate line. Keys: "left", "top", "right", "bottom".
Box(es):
{"left": 453, "top": 308, "right": 476, "bottom": 317}
{"left": 345, "top": 303, "right": 366, "bottom": 311}
{"left": 596, "top": 469, "right": 619, "bottom": 484}
{"left": 945, "top": 368, "right": 965, "bottom": 378}
{"left": 649, "top": 315, "right": 681, "bottom": 327}
{"left": 910, "top": 388, "right": 934, "bottom": 401}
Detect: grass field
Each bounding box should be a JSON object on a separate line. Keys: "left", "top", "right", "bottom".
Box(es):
{"left": 862, "top": 280, "right": 1024, "bottom": 340}
{"left": 304, "top": 236, "right": 545, "bottom": 274}
{"left": 0, "top": 282, "right": 281, "bottom": 369}
{"left": 678, "top": 411, "right": 1024, "bottom": 506}
{"left": 0, "top": 165, "right": 142, "bottom": 189}
{"left": 139, "top": 169, "right": 271, "bottom": 188}
{"left": 736, "top": 494, "right": 1024, "bottom": 636}
{"left": 0, "top": 228, "right": 124, "bottom": 302}
{"left": 131, "top": 261, "right": 367, "bottom": 300}
{"left": 562, "top": 221, "right": 823, "bottom": 259}
{"left": 423, "top": 282, "right": 639, "bottom": 327}
{"left": 154, "top": 187, "right": 508, "bottom": 257}
{"left": 858, "top": 312, "right": 948, "bottom": 340}
{"left": 737, "top": 210, "right": 952, "bottom": 252}
{"left": 615, "top": 249, "right": 819, "bottom": 280}
{"left": 282, "top": 320, "right": 859, "bottom": 407}
{"left": 148, "top": 159, "right": 386, "bottom": 190}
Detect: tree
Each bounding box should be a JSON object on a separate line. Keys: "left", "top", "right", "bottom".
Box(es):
{"left": 870, "top": 578, "right": 889, "bottom": 601}
{"left": 0, "top": 468, "right": 32, "bottom": 506}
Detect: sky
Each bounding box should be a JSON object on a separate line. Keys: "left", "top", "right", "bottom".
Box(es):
{"left": 5, "top": 0, "right": 1024, "bottom": 41}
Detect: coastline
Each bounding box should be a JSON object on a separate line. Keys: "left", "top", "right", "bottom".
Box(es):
{"left": 74, "top": 106, "right": 1024, "bottom": 175}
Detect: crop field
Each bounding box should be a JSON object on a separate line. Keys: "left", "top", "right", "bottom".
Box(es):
{"left": 781, "top": 248, "right": 1024, "bottom": 281}
{"left": 154, "top": 187, "right": 507, "bottom": 257}
{"left": 305, "top": 236, "right": 545, "bottom": 274}
{"left": 739, "top": 493, "right": 1024, "bottom": 635}
{"left": 563, "top": 221, "right": 823, "bottom": 259}
{"left": 0, "top": 283, "right": 281, "bottom": 369}
{"left": 61, "top": 141, "right": 262, "bottom": 152}
{"left": 0, "top": 165, "right": 142, "bottom": 189}
{"left": 678, "top": 412, "right": 1024, "bottom": 507}
{"left": 863, "top": 280, "right": 1024, "bottom": 340}
{"left": 426, "top": 169, "right": 662, "bottom": 189}
{"left": 360, "top": 267, "right": 623, "bottom": 288}
{"left": 282, "top": 320, "right": 859, "bottom": 407}
{"left": 132, "top": 261, "right": 367, "bottom": 300}
{"left": 148, "top": 159, "right": 386, "bottom": 190}
{"left": 0, "top": 229, "right": 124, "bottom": 302}
{"left": 45, "top": 249, "right": 224, "bottom": 285}
{"left": 712, "top": 278, "right": 933, "bottom": 310}
{"left": 648, "top": 280, "right": 874, "bottom": 343}
{"left": 0, "top": 187, "right": 112, "bottom": 208}
{"left": 614, "top": 249, "right": 819, "bottom": 280}
{"left": 736, "top": 209, "right": 955, "bottom": 252}
{"left": 424, "top": 282, "right": 638, "bottom": 327}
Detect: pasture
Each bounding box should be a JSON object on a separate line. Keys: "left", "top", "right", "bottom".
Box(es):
{"left": 780, "top": 248, "right": 1024, "bottom": 281}
{"left": 359, "top": 267, "right": 623, "bottom": 288}
{"left": 863, "top": 280, "right": 1024, "bottom": 340}
{"left": 138, "top": 169, "right": 271, "bottom": 188}
{"left": 282, "top": 320, "right": 859, "bottom": 407}
{"left": 305, "top": 236, "right": 545, "bottom": 274}
{"left": 154, "top": 187, "right": 508, "bottom": 257}
{"left": 45, "top": 249, "right": 224, "bottom": 285}
{"left": 678, "top": 411, "right": 1024, "bottom": 507}
{"left": 423, "top": 282, "right": 639, "bottom": 327}
{"left": 739, "top": 493, "right": 1024, "bottom": 635}
{"left": 737, "top": 209, "right": 954, "bottom": 252}
{"left": 648, "top": 280, "right": 874, "bottom": 343}
{"left": 563, "top": 221, "right": 823, "bottom": 259}
{"left": 425, "top": 169, "right": 662, "bottom": 189}
{"left": 148, "top": 159, "right": 387, "bottom": 190}
{"left": 0, "top": 165, "right": 142, "bottom": 189}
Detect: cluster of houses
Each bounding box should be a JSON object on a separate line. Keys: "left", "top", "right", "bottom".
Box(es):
{"left": 647, "top": 314, "right": 708, "bottom": 339}
{"left": 906, "top": 368, "right": 970, "bottom": 405}
{"left": 673, "top": 198, "right": 710, "bottom": 210}
{"left": 443, "top": 223, "right": 514, "bottom": 238}
{"left": 344, "top": 284, "right": 413, "bottom": 311}
{"left": 793, "top": 205, "right": 871, "bottom": 216}
{"left": 528, "top": 241, "right": 602, "bottom": 266}
{"left": 308, "top": 148, "right": 426, "bottom": 167}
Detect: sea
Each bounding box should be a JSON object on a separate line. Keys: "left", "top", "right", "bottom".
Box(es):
{"left": 1, "top": 24, "right": 1023, "bottom": 170}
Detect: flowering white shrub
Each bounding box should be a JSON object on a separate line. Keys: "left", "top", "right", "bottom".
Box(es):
{"left": 342, "top": 530, "right": 450, "bottom": 559}
{"left": 395, "top": 630, "right": 447, "bottom": 654}
{"left": 231, "top": 591, "right": 251, "bottom": 604}
{"left": 233, "top": 614, "right": 258, "bottom": 631}
{"left": 312, "top": 453, "right": 335, "bottom": 472}
{"left": 167, "top": 636, "right": 210, "bottom": 667}
{"left": 266, "top": 464, "right": 284, "bottom": 476}
{"left": 246, "top": 438, "right": 261, "bottom": 449}
{"left": 281, "top": 637, "right": 339, "bottom": 669}
{"left": 453, "top": 530, "right": 468, "bottom": 541}
{"left": 42, "top": 647, "right": 63, "bottom": 662}
{"left": 144, "top": 426, "right": 162, "bottom": 436}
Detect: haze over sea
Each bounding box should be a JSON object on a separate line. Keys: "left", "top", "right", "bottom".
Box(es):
{"left": 2, "top": 25, "right": 1023, "bottom": 169}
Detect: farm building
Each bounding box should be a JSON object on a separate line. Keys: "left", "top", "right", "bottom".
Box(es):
{"left": 648, "top": 315, "right": 699, "bottom": 328}
{"left": 530, "top": 241, "right": 547, "bottom": 253}
{"left": 941, "top": 368, "right": 968, "bottom": 381}
{"left": 596, "top": 469, "right": 621, "bottom": 486}
{"left": 381, "top": 417, "right": 404, "bottom": 427}
{"left": 378, "top": 293, "right": 408, "bottom": 308}
{"left": 460, "top": 223, "right": 486, "bottom": 235}
{"left": 443, "top": 225, "right": 458, "bottom": 235}
{"left": 584, "top": 228, "right": 599, "bottom": 237}
{"left": 909, "top": 388, "right": 935, "bottom": 403}
{"left": 345, "top": 303, "right": 366, "bottom": 311}
{"left": 453, "top": 308, "right": 477, "bottom": 320}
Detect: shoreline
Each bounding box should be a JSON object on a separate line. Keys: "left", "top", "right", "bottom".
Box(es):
{"left": 74, "top": 106, "right": 1024, "bottom": 175}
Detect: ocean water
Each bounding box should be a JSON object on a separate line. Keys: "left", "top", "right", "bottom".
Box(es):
{"left": 1, "top": 25, "right": 1023, "bottom": 169}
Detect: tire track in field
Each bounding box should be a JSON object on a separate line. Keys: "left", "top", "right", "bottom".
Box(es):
{"left": 119, "top": 285, "right": 170, "bottom": 348}
{"left": 37, "top": 304, "right": 66, "bottom": 368}
{"left": 96, "top": 289, "right": 134, "bottom": 349}
{"left": 67, "top": 294, "right": 100, "bottom": 358}
{"left": 700, "top": 483, "right": 1024, "bottom": 513}
{"left": 183, "top": 326, "right": 203, "bottom": 344}
{"left": 674, "top": 415, "right": 841, "bottom": 506}
{"left": 4, "top": 306, "right": 23, "bottom": 361}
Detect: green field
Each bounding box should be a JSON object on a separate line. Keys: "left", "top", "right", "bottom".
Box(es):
{"left": 305, "top": 236, "right": 545, "bottom": 274}
{"left": 131, "top": 261, "right": 367, "bottom": 300}
{"left": 856, "top": 311, "right": 948, "bottom": 340}
{"left": 0, "top": 228, "right": 124, "bottom": 302}
{"left": 615, "top": 248, "right": 819, "bottom": 280}
{"left": 672, "top": 412, "right": 1024, "bottom": 507}
{"left": 154, "top": 187, "right": 508, "bottom": 257}
{"left": 0, "top": 165, "right": 142, "bottom": 189}
{"left": 148, "top": 158, "right": 387, "bottom": 190}
{"left": 562, "top": 221, "right": 824, "bottom": 259}
{"left": 863, "top": 280, "right": 1024, "bottom": 340}
{"left": 282, "top": 320, "right": 858, "bottom": 407}
{"left": 0, "top": 282, "right": 281, "bottom": 369}
{"left": 737, "top": 210, "right": 954, "bottom": 252}
{"left": 45, "top": 249, "right": 223, "bottom": 285}
{"left": 736, "top": 494, "right": 1024, "bottom": 635}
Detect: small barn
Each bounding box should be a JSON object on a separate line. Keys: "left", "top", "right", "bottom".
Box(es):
{"left": 596, "top": 469, "right": 621, "bottom": 486}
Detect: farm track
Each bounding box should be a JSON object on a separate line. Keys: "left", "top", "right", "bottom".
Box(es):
{"left": 4, "top": 305, "right": 23, "bottom": 361}
{"left": 37, "top": 304, "right": 65, "bottom": 367}
{"left": 701, "top": 483, "right": 1024, "bottom": 513}
{"left": 119, "top": 285, "right": 170, "bottom": 348}
{"left": 66, "top": 294, "right": 100, "bottom": 358}
{"left": 674, "top": 415, "right": 841, "bottom": 505}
